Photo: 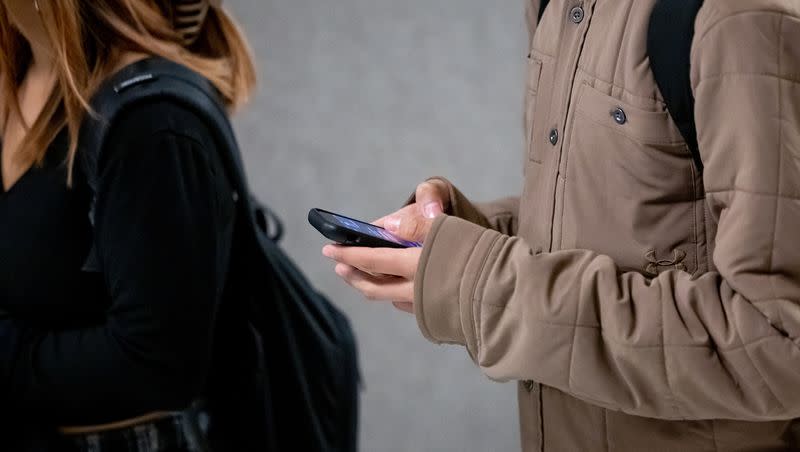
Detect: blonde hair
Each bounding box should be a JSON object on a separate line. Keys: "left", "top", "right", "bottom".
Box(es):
{"left": 0, "top": 0, "right": 256, "bottom": 180}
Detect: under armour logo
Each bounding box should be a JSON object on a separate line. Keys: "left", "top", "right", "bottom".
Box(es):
{"left": 644, "top": 249, "right": 687, "bottom": 276}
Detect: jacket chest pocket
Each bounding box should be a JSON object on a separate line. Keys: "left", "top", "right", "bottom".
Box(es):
{"left": 561, "top": 82, "right": 699, "bottom": 275}
{"left": 524, "top": 55, "right": 544, "bottom": 162}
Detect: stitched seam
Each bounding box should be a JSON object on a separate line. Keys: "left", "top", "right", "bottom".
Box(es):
{"left": 609, "top": 3, "right": 634, "bottom": 93}
{"left": 527, "top": 57, "right": 544, "bottom": 163}
{"left": 575, "top": 68, "right": 666, "bottom": 106}
{"left": 529, "top": 48, "right": 556, "bottom": 62}
{"left": 689, "top": 160, "right": 700, "bottom": 274}
{"left": 469, "top": 233, "right": 504, "bottom": 304}
{"left": 699, "top": 72, "right": 800, "bottom": 83}
{"left": 469, "top": 233, "right": 504, "bottom": 358}
{"left": 528, "top": 58, "right": 544, "bottom": 95}
{"left": 545, "top": 0, "right": 597, "bottom": 251}
{"left": 742, "top": 338, "right": 786, "bottom": 413}
{"left": 602, "top": 331, "right": 783, "bottom": 352}
{"left": 577, "top": 79, "right": 675, "bottom": 118}
{"left": 693, "top": 11, "right": 792, "bottom": 56}
{"left": 695, "top": 73, "right": 800, "bottom": 91}
{"left": 752, "top": 297, "right": 793, "bottom": 304}
{"left": 485, "top": 294, "right": 789, "bottom": 307}
{"left": 415, "top": 219, "right": 448, "bottom": 342}
{"left": 415, "top": 229, "right": 433, "bottom": 340}
{"left": 633, "top": 197, "right": 705, "bottom": 206}
{"left": 556, "top": 85, "right": 584, "bottom": 241}
{"left": 559, "top": 74, "right": 589, "bottom": 172}
{"left": 538, "top": 385, "right": 544, "bottom": 452}
{"left": 477, "top": 311, "right": 787, "bottom": 352}
{"left": 566, "top": 250, "right": 585, "bottom": 394}
{"left": 769, "top": 15, "right": 784, "bottom": 304}
{"left": 575, "top": 111, "right": 687, "bottom": 146}
{"left": 661, "top": 283, "right": 683, "bottom": 419}
{"left": 705, "top": 201, "right": 712, "bottom": 273}
{"left": 706, "top": 189, "right": 800, "bottom": 201}
{"left": 711, "top": 420, "right": 718, "bottom": 451}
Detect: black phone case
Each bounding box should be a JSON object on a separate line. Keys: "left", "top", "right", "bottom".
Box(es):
{"left": 308, "top": 208, "right": 409, "bottom": 249}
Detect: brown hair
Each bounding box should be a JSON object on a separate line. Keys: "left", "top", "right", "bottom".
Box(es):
{"left": 0, "top": 0, "right": 256, "bottom": 180}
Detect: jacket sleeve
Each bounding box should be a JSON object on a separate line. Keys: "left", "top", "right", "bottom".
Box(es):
{"left": 413, "top": 6, "right": 800, "bottom": 421}
{"left": 0, "top": 108, "right": 234, "bottom": 424}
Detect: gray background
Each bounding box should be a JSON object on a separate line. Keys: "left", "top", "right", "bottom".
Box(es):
{"left": 226, "top": 1, "right": 527, "bottom": 450}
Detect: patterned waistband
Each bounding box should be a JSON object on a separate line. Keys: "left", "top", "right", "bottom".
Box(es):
{"left": 65, "top": 408, "right": 211, "bottom": 452}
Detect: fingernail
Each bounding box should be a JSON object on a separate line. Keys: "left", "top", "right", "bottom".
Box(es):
{"left": 385, "top": 216, "right": 401, "bottom": 233}
{"left": 322, "top": 246, "right": 334, "bottom": 258}
{"left": 423, "top": 202, "right": 443, "bottom": 219}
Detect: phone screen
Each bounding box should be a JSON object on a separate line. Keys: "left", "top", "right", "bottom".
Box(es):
{"left": 318, "top": 210, "right": 422, "bottom": 248}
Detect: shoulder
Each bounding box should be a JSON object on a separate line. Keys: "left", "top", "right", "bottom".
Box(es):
{"left": 96, "top": 98, "right": 228, "bottom": 177}
{"left": 93, "top": 98, "right": 235, "bottom": 204}
{"left": 695, "top": 0, "right": 800, "bottom": 43}
{"left": 106, "top": 99, "right": 218, "bottom": 150}
{"left": 691, "top": 0, "right": 800, "bottom": 84}
{"left": 697, "top": 0, "right": 800, "bottom": 21}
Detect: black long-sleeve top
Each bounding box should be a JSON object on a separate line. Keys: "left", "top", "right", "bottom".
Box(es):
{"left": 0, "top": 100, "right": 235, "bottom": 436}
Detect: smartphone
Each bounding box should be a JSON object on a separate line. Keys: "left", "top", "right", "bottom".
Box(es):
{"left": 308, "top": 208, "right": 422, "bottom": 249}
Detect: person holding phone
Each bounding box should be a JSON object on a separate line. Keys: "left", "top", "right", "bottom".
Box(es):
{"left": 323, "top": 0, "right": 800, "bottom": 450}
{"left": 0, "top": 0, "right": 254, "bottom": 450}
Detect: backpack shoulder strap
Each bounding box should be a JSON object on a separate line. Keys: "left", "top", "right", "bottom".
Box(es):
{"left": 81, "top": 57, "right": 247, "bottom": 205}
{"left": 647, "top": 0, "right": 705, "bottom": 173}
{"left": 80, "top": 58, "right": 281, "bottom": 245}
{"left": 79, "top": 58, "right": 285, "bottom": 271}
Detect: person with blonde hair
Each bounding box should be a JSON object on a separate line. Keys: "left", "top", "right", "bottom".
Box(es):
{"left": 0, "top": 0, "right": 255, "bottom": 450}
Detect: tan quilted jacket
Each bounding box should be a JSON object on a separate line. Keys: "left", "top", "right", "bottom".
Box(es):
{"left": 413, "top": 1, "right": 800, "bottom": 450}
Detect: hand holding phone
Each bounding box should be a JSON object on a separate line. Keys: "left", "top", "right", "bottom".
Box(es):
{"left": 308, "top": 208, "right": 422, "bottom": 248}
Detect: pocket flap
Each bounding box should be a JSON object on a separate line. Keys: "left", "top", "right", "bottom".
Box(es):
{"left": 575, "top": 83, "right": 685, "bottom": 145}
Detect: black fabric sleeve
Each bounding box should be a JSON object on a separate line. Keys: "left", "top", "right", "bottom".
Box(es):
{"left": 0, "top": 102, "right": 235, "bottom": 425}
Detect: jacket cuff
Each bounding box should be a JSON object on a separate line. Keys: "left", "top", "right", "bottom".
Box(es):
{"left": 414, "top": 215, "right": 502, "bottom": 357}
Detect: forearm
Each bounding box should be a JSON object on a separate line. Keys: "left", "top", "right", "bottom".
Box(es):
{"left": 0, "top": 118, "right": 235, "bottom": 424}
{"left": 2, "top": 320, "right": 211, "bottom": 423}
{"left": 416, "top": 216, "right": 800, "bottom": 421}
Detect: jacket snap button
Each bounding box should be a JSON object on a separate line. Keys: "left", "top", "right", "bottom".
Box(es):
{"left": 523, "top": 380, "right": 536, "bottom": 392}
{"left": 612, "top": 107, "right": 627, "bottom": 125}
{"left": 570, "top": 6, "right": 585, "bottom": 24}
{"left": 549, "top": 128, "right": 559, "bottom": 146}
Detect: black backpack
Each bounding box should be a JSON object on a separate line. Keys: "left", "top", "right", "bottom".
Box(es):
{"left": 538, "top": 0, "right": 705, "bottom": 172}
{"left": 78, "top": 57, "right": 360, "bottom": 452}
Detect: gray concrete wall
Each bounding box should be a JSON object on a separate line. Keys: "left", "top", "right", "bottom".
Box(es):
{"left": 225, "top": 1, "right": 527, "bottom": 450}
